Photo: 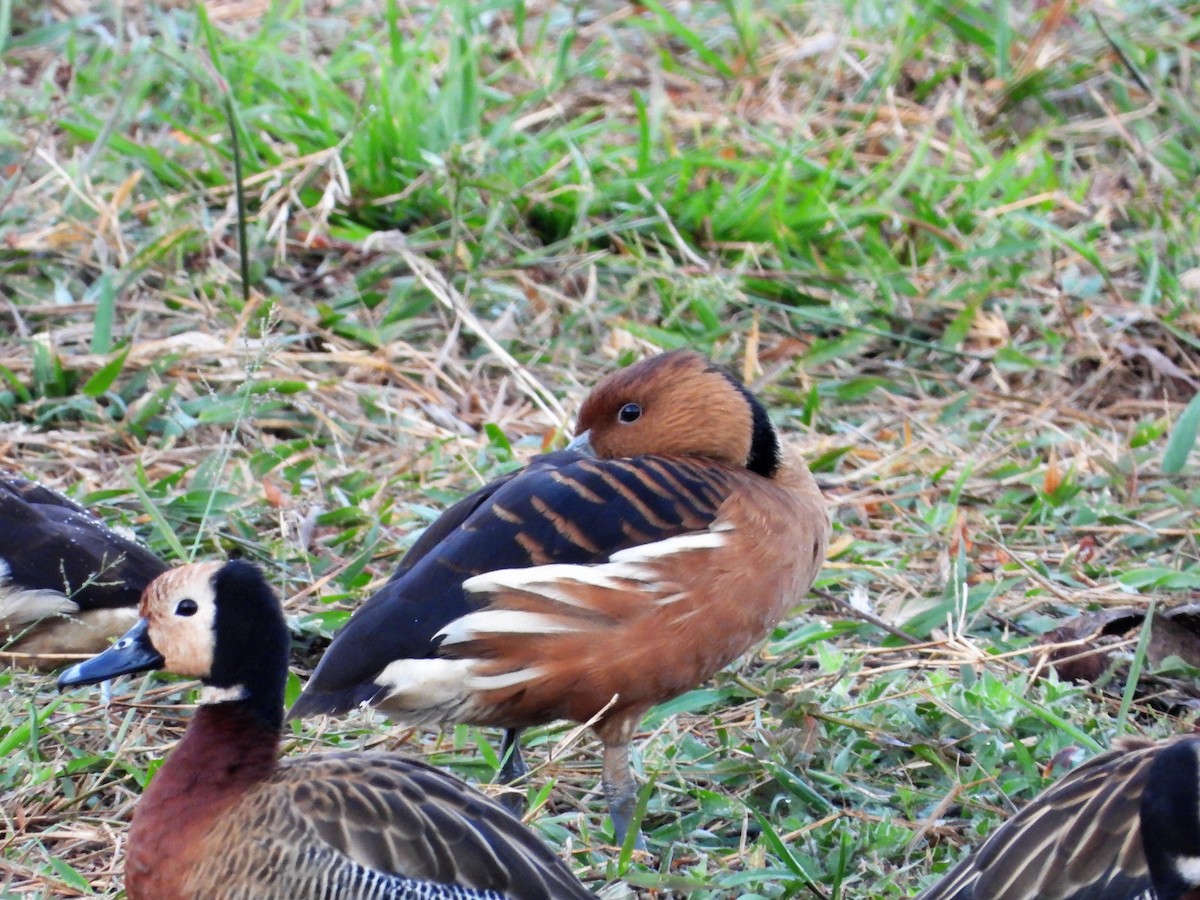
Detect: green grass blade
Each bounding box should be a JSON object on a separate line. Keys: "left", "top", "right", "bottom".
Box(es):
{"left": 1164, "top": 392, "right": 1200, "bottom": 474}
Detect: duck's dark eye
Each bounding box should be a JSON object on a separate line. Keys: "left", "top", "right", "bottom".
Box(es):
{"left": 175, "top": 598, "right": 198, "bottom": 617}
{"left": 618, "top": 402, "right": 642, "bottom": 424}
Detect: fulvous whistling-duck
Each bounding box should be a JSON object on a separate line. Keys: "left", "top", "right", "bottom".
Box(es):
{"left": 1, "top": 474, "right": 166, "bottom": 667}
{"left": 58, "top": 560, "right": 598, "bottom": 900}
{"left": 288, "top": 350, "right": 830, "bottom": 845}
{"left": 918, "top": 736, "right": 1200, "bottom": 900}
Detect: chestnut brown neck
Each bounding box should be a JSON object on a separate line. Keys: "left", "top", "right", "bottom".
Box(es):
{"left": 124, "top": 703, "right": 280, "bottom": 899}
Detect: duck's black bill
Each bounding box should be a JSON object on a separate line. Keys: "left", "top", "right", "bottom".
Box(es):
{"left": 57, "top": 619, "right": 165, "bottom": 689}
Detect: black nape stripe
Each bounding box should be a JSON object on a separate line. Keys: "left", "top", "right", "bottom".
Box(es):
{"left": 1142, "top": 740, "right": 1200, "bottom": 899}
{"left": 715, "top": 368, "right": 780, "bottom": 478}
{"left": 210, "top": 560, "right": 289, "bottom": 730}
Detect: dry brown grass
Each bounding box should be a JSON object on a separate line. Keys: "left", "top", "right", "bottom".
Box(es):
{"left": 4, "top": 0, "right": 1200, "bottom": 896}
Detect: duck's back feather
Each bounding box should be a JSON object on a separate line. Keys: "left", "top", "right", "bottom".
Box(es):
{"left": 0, "top": 476, "right": 166, "bottom": 660}
{"left": 0, "top": 476, "right": 165, "bottom": 610}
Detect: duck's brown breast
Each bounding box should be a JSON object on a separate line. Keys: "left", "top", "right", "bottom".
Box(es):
{"left": 125, "top": 705, "right": 279, "bottom": 900}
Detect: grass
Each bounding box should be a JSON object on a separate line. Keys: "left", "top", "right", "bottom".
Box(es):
{"left": 2, "top": 0, "right": 1199, "bottom": 896}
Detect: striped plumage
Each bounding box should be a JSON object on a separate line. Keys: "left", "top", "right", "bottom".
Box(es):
{"left": 58, "top": 560, "right": 596, "bottom": 900}
{"left": 290, "top": 350, "right": 830, "bottom": 844}
{"left": 0, "top": 474, "right": 166, "bottom": 667}
{"left": 919, "top": 737, "right": 1200, "bottom": 900}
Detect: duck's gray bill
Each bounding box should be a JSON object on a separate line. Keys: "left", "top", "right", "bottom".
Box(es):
{"left": 58, "top": 618, "right": 164, "bottom": 689}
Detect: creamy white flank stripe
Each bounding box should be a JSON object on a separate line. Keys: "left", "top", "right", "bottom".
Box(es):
{"left": 463, "top": 529, "right": 728, "bottom": 603}
{"left": 375, "top": 657, "right": 476, "bottom": 710}
{"left": 464, "top": 564, "right": 640, "bottom": 599}
{"left": 12, "top": 607, "right": 137, "bottom": 657}
{"left": 438, "top": 610, "right": 582, "bottom": 646}
{"left": 657, "top": 595, "right": 696, "bottom": 609}
{"left": 464, "top": 666, "right": 544, "bottom": 691}
{"left": 609, "top": 528, "right": 729, "bottom": 564}
{"left": 0, "top": 585, "right": 78, "bottom": 631}
{"left": 452, "top": 528, "right": 728, "bottom": 628}
{"left": 373, "top": 659, "right": 545, "bottom": 720}
{"left": 0, "top": 556, "right": 83, "bottom": 631}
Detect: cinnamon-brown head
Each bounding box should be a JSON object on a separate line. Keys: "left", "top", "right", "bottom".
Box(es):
{"left": 573, "top": 350, "right": 781, "bottom": 477}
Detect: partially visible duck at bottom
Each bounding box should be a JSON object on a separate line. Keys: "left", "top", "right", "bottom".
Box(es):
{"left": 918, "top": 736, "right": 1200, "bottom": 900}
{"left": 1, "top": 473, "right": 166, "bottom": 667}
{"left": 58, "top": 560, "right": 597, "bottom": 900}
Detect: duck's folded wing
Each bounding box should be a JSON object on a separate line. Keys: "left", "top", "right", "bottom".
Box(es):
{"left": 386, "top": 458, "right": 556, "bottom": 581}
{"left": 918, "top": 743, "right": 1156, "bottom": 900}
{"left": 291, "top": 454, "right": 733, "bottom": 717}
{"left": 1, "top": 476, "right": 92, "bottom": 514}
{"left": 0, "top": 475, "right": 166, "bottom": 613}
{"left": 232, "top": 752, "right": 596, "bottom": 900}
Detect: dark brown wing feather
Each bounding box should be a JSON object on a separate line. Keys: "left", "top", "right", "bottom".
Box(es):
{"left": 918, "top": 740, "right": 1163, "bottom": 900}
{"left": 203, "top": 751, "right": 596, "bottom": 900}
{"left": 387, "top": 463, "right": 532, "bottom": 581}
{"left": 0, "top": 474, "right": 166, "bottom": 611}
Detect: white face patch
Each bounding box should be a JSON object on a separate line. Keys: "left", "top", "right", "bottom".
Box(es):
{"left": 142, "top": 563, "right": 224, "bottom": 678}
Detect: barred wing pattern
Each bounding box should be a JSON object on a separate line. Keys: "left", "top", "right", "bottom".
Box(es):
{"left": 197, "top": 752, "right": 596, "bottom": 900}
{"left": 918, "top": 739, "right": 1185, "bottom": 900}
